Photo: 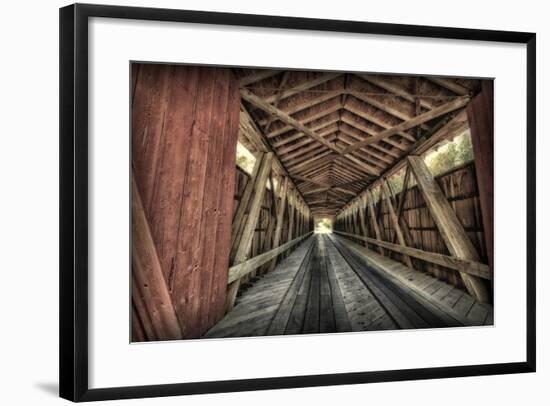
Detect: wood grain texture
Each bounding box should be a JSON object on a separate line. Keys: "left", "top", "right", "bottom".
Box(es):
{"left": 132, "top": 64, "right": 240, "bottom": 339}
{"left": 407, "top": 155, "right": 489, "bottom": 303}
{"left": 467, "top": 81, "right": 494, "bottom": 282}
{"left": 131, "top": 175, "right": 183, "bottom": 341}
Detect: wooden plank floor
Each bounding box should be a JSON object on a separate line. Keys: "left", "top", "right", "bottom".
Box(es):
{"left": 330, "top": 234, "right": 494, "bottom": 327}
{"left": 204, "top": 233, "right": 493, "bottom": 339}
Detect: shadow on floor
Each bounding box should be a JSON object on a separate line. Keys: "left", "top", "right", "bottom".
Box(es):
{"left": 34, "top": 382, "right": 58, "bottom": 397}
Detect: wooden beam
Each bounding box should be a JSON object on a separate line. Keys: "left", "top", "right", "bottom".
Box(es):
{"left": 395, "top": 165, "right": 411, "bottom": 222}
{"left": 226, "top": 152, "right": 274, "bottom": 311}
{"left": 239, "top": 70, "right": 280, "bottom": 86}
{"left": 291, "top": 151, "right": 336, "bottom": 174}
{"left": 263, "top": 73, "right": 341, "bottom": 104}
{"left": 268, "top": 177, "right": 289, "bottom": 272}
{"left": 286, "top": 193, "right": 296, "bottom": 242}
{"left": 341, "top": 97, "right": 470, "bottom": 155}
{"left": 266, "top": 103, "right": 341, "bottom": 138}
{"left": 337, "top": 130, "right": 394, "bottom": 164}
{"left": 341, "top": 114, "right": 408, "bottom": 152}
{"left": 344, "top": 99, "right": 416, "bottom": 142}
{"left": 277, "top": 125, "right": 337, "bottom": 155}
{"left": 230, "top": 155, "right": 263, "bottom": 254}
{"left": 239, "top": 105, "right": 309, "bottom": 206}
{"left": 263, "top": 72, "right": 291, "bottom": 134}
{"left": 273, "top": 121, "right": 339, "bottom": 149}
{"left": 258, "top": 90, "right": 344, "bottom": 125}
{"left": 356, "top": 74, "right": 435, "bottom": 110}
{"left": 227, "top": 233, "right": 313, "bottom": 284}
{"left": 357, "top": 195, "right": 369, "bottom": 247}
{"left": 233, "top": 153, "right": 274, "bottom": 264}
{"left": 381, "top": 181, "right": 413, "bottom": 267}
{"left": 131, "top": 175, "right": 183, "bottom": 340}
{"left": 366, "top": 191, "right": 384, "bottom": 255}
{"left": 303, "top": 186, "right": 330, "bottom": 196}
{"left": 407, "top": 155, "right": 490, "bottom": 303}
{"left": 426, "top": 77, "right": 471, "bottom": 96}
{"left": 467, "top": 81, "right": 494, "bottom": 278}
{"left": 334, "top": 231, "right": 491, "bottom": 280}
{"left": 241, "top": 88, "right": 341, "bottom": 153}
{"left": 347, "top": 90, "right": 431, "bottom": 131}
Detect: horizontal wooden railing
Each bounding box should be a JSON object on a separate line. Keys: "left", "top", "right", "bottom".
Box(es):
{"left": 333, "top": 230, "right": 491, "bottom": 280}
{"left": 227, "top": 232, "right": 313, "bottom": 285}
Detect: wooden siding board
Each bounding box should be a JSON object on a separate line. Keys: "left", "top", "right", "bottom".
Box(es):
{"left": 132, "top": 65, "right": 240, "bottom": 340}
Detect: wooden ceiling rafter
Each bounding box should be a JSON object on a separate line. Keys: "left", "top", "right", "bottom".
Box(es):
{"left": 257, "top": 90, "right": 344, "bottom": 126}
{"left": 262, "top": 71, "right": 291, "bottom": 134}
{"left": 241, "top": 88, "right": 341, "bottom": 154}
{"left": 261, "top": 72, "right": 341, "bottom": 104}
{"left": 277, "top": 126, "right": 338, "bottom": 156}
{"left": 346, "top": 89, "right": 431, "bottom": 132}
{"left": 239, "top": 70, "right": 281, "bottom": 86}
{"left": 340, "top": 113, "right": 409, "bottom": 152}
{"left": 272, "top": 119, "right": 339, "bottom": 148}
{"left": 236, "top": 68, "right": 479, "bottom": 216}
{"left": 339, "top": 96, "right": 470, "bottom": 155}
{"left": 344, "top": 98, "right": 417, "bottom": 142}
{"left": 266, "top": 102, "right": 342, "bottom": 138}
{"left": 425, "top": 77, "right": 471, "bottom": 96}
{"left": 356, "top": 74, "right": 436, "bottom": 110}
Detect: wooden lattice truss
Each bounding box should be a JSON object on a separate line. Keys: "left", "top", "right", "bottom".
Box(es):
{"left": 235, "top": 69, "right": 478, "bottom": 218}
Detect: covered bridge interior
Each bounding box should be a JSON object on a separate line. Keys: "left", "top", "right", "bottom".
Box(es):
{"left": 131, "top": 65, "right": 494, "bottom": 341}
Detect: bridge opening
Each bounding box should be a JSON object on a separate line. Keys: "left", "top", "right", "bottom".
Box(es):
{"left": 314, "top": 218, "right": 333, "bottom": 234}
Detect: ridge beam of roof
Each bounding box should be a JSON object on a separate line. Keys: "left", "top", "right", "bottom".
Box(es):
{"left": 239, "top": 70, "right": 281, "bottom": 86}
{"left": 340, "top": 96, "right": 470, "bottom": 155}
{"left": 240, "top": 88, "right": 341, "bottom": 154}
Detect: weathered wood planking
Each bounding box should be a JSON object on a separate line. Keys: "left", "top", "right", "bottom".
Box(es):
{"left": 131, "top": 175, "right": 183, "bottom": 341}
{"left": 337, "top": 161, "right": 490, "bottom": 296}
{"left": 333, "top": 234, "right": 493, "bottom": 326}
{"left": 205, "top": 237, "right": 315, "bottom": 338}
{"left": 333, "top": 230, "right": 491, "bottom": 280}
{"left": 407, "top": 155, "right": 489, "bottom": 303}
{"left": 132, "top": 64, "right": 240, "bottom": 339}
{"left": 467, "top": 81, "right": 494, "bottom": 281}
{"left": 227, "top": 152, "right": 274, "bottom": 311}
{"left": 227, "top": 232, "right": 313, "bottom": 284}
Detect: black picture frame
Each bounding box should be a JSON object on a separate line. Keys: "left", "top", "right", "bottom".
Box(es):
{"left": 59, "top": 3, "right": 536, "bottom": 402}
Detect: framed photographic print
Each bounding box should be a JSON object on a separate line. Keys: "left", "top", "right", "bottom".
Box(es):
{"left": 59, "top": 3, "right": 536, "bottom": 402}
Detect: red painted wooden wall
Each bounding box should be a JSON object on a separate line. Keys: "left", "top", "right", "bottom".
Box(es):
{"left": 131, "top": 64, "right": 241, "bottom": 340}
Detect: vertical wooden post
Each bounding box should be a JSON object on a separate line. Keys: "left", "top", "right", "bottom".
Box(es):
{"left": 230, "top": 156, "right": 263, "bottom": 259}
{"left": 358, "top": 195, "right": 369, "bottom": 246}
{"left": 287, "top": 192, "right": 295, "bottom": 243}
{"left": 268, "top": 177, "right": 289, "bottom": 272}
{"left": 467, "top": 81, "right": 494, "bottom": 276}
{"left": 261, "top": 178, "right": 278, "bottom": 273}
{"left": 381, "top": 180, "right": 414, "bottom": 268}
{"left": 367, "top": 191, "right": 385, "bottom": 255}
{"left": 396, "top": 165, "right": 411, "bottom": 222}
{"left": 226, "top": 152, "right": 274, "bottom": 311}
{"left": 407, "top": 155, "right": 489, "bottom": 303}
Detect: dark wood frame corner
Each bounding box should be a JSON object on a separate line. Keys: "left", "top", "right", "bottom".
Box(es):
{"left": 59, "top": 3, "right": 536, "bottom": 402}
